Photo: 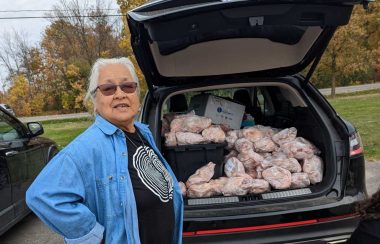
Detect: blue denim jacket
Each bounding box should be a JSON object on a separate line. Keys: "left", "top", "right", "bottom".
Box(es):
{"left": 26, "top": 115, "right": 184, "bottom": 244}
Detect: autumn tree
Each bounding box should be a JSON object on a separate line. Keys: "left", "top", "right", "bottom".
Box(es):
{"left": 313, "top": 5, "right": 374, "bottom": 98}
{"left": 117, "top": 0, "right": 148, "bottom": 97}
{"left": 0, "top": 31, "right": 47, "bottom": 114}
{"left": 40, "top": 0, "right": 125, "bottom": 111}
{"left": 365, "top": 2, "right": 380, "bottom": 80}
{"left": 6, "top": 75, "right": 31, "bottom": 116}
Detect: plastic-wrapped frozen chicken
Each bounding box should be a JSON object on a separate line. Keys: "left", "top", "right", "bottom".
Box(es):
{"left": 164, "top": 132, "right": 177, "bottom": 147}
{"left": 178, "top": 181, "right": 187, "bottom": 196}
{"left": 281, "top": 139, "right": 314, "bottom": 160}
{"left": 221, "top": 174, "right": 254, "bottom": 196}
{"left": 202, "top": 125, "right": 226, "bottom": 143}
{"left": 225, "top": 130, "right": 240, "bottom": 149}
{"left": 249, "top": 179, "right": 271, "bottom": 194}
{"left": 186, "top": 162, "right": 215, "bottom": 188}
{"left": 303, "top": 155, "right": 323, "bottom": 184}
{"left": 241, "top": 127, "right": 265, "bottom": 142}
{"left": 187, "top": 182, "right": 218, "bottom": 198}
{"left": 253, "top": 137, "right": 278, "bottom": 153}
{"left": 182, "top": 115, "right": 212, "bottom": 133}
{"left": 262, "top": 166, "right": 292, "bottom": 190}
{"left": 235, "top": 138, "right": 253, "bottom": 154}
{"left": 209, "top": 177, "right": 229, "bottom": 194}
{"left": 262, "top": 156, "right": 301, "bottom": 173}
{"left": 176, "top": 132, "right": 209, "bottom": 145}
{"left": 224, "top": 157, "right": 246, "bottom": 177}
{"left": 272, "top": 127, "right": 297, "bottom": 145}
{"left": 290, "top": 173, "right": 310, "bottom": 189}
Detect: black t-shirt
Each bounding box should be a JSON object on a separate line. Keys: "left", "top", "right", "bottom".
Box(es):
{"left": 347, "top": 219, "right": 380, "bottom": 244}
{"left": 125, "top": 128, "right": 174, "bottom": 244}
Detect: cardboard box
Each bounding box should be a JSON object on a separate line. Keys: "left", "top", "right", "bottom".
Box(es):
{"left": 189, "top": 94, "right": 245, "bottom": 129}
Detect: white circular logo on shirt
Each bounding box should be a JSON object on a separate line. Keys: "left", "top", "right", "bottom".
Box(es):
{"left": 133, "top": 146, "right": 173, "bottom": 202}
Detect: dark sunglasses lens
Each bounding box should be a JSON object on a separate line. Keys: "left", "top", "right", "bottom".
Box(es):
{"left": 98, "top": 84, "right": 117, "bottom": 96}
{"left": 120, "top": 83, "right": 137, "bottom": 93}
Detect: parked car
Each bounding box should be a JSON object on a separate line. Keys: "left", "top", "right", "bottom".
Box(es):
{"left": 0, "top": 104, "right": 15, "bottom": 116}
{"left": 0, "top": 106, "right": 58, "bottom": 235}
{"left": 128, "top": 0, "right": 368, "bottom": 243}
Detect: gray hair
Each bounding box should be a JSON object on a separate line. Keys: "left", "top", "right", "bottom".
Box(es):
{"left": 84, "top": 57, "right": 140, "bottom": 105}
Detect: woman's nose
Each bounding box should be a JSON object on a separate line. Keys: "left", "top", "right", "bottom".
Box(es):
{"left": 114, "top": 85, "right": 128, "bottom": 98}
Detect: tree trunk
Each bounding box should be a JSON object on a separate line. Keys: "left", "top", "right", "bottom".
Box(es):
{"left": 331, "top": 73, "right": 336, "bottom": 99}
{"left": 330, "top": 51, "right": 337, "bottom": 99}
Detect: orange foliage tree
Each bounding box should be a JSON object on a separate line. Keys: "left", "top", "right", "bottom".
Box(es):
{"left": 117, "top": 0, "right": 148, "bottom": 97}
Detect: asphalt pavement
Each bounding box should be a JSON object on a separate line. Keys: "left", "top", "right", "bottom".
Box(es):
{"left": 318, "top": 83, "right": 380, "bottom": 95}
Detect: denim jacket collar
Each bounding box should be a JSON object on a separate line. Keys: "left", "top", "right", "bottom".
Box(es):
{"left": 94, "top": 114, "right": 150, "bottom": 136}
{"left": 94, "top": 114, "right": 119, "bottom": 135}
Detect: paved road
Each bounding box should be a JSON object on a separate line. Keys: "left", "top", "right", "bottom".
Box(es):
{"left": 18, "top": 112, "right": 91, "bottom": 123}
{"left": 1, "top": 161, "right": 379, "bottom": 243}
{"left": 318, "top": 83, "right": 380, "bottom": 95}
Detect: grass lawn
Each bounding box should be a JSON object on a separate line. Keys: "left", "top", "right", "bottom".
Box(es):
{"left": 42, "top": 118, "right": 93, "bottom": 150}
{"left": 40, "top": 90, "right": 380, "bottom": 160}
{"left": 327, "top": 90, "right": 380, "bottom": 160}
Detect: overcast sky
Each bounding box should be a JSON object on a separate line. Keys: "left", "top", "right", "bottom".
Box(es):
{"left": 0, "top": 0, "right": 120, "bottom": 85}
{"left": 0, "top": 0, "right": 119, "bottom": 45}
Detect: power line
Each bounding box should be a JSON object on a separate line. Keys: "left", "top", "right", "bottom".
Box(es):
{"left": 0, "top": 9, "right": 119, "bottom": 13}
{"left": 0, "top": 14, "right": 124, "bottom": 20}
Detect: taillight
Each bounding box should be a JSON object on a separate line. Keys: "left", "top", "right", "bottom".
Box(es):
{"left": 350, "top": 131, "right": 364, "bottom": 156}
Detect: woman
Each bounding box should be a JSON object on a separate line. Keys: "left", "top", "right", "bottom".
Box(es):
{"left": 347, "top": 189, "right": 380, "bottom": 243}
{"left": 26, "top": 57, "right": 184, "bottom": 244}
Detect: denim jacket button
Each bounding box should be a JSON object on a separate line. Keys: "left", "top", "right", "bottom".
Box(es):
{"left": 120, "top": 176, "right": 125, "bottom": 180}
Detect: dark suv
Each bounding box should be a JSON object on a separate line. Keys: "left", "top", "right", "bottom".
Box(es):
{"left": 128, "top": 1, "right": 368, "bottom": 243}
{"left": 0, "top": 107, "right": 58, "bottom": 235}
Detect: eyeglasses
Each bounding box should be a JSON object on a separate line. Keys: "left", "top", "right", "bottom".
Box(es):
{"left": 92, "top": 82, "right": 138, "bottom": 96}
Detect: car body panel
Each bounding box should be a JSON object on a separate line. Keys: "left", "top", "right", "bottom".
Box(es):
{"left": 0, "top": 108, "right": 57, "bottom": 236}
{"left": 183, "top": 215, "right": 359, "bottom": 243}
{"left": 127, "top": 1, "right": 363, "bottom": 88}
{"left": 0, "top": 104, "right": 15, "bottom": 117}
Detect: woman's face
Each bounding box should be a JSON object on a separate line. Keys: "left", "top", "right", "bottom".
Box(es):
{"left": 95, "top": 63, "right": 140, "bottom": 132}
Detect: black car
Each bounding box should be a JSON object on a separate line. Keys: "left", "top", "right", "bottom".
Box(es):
{"left": 128, "top": 1, "right": 368, "bottom": 243}
{"left": 0, "top": 107, "right": 58, "bottom": 235}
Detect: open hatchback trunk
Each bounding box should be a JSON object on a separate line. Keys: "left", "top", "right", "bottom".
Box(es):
{"left": 155, "top": 81, "right": 342, "bottom": 208}
{"left": 128, "top": 0, "right": 367, "bottom": 241}
{"left": 128, "top": 0, "right": 362, "bottom": 89}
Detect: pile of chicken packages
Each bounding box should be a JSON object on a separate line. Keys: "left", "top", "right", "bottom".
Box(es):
{"left": 163, "top": 112, "right": 323, "bottom": 198}
{"left": 163, "top": 111, "right": 227, "bottom": 146}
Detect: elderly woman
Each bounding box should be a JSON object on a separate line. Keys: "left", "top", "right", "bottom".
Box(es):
{"left": 26, "top": 57, "right": 184, "bottom": 244}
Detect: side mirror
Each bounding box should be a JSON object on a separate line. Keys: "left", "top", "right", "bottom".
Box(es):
{"left": 27, "top": 122, "right": 44, "bottom": 137}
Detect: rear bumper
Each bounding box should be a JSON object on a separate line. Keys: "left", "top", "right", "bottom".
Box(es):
{"left": 183, "top": 215, "right": 359, "bottom": 243}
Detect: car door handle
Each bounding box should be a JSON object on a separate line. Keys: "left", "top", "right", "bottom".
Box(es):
{"left": 5, "top": 151, "right": 18, "bottom": 156}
